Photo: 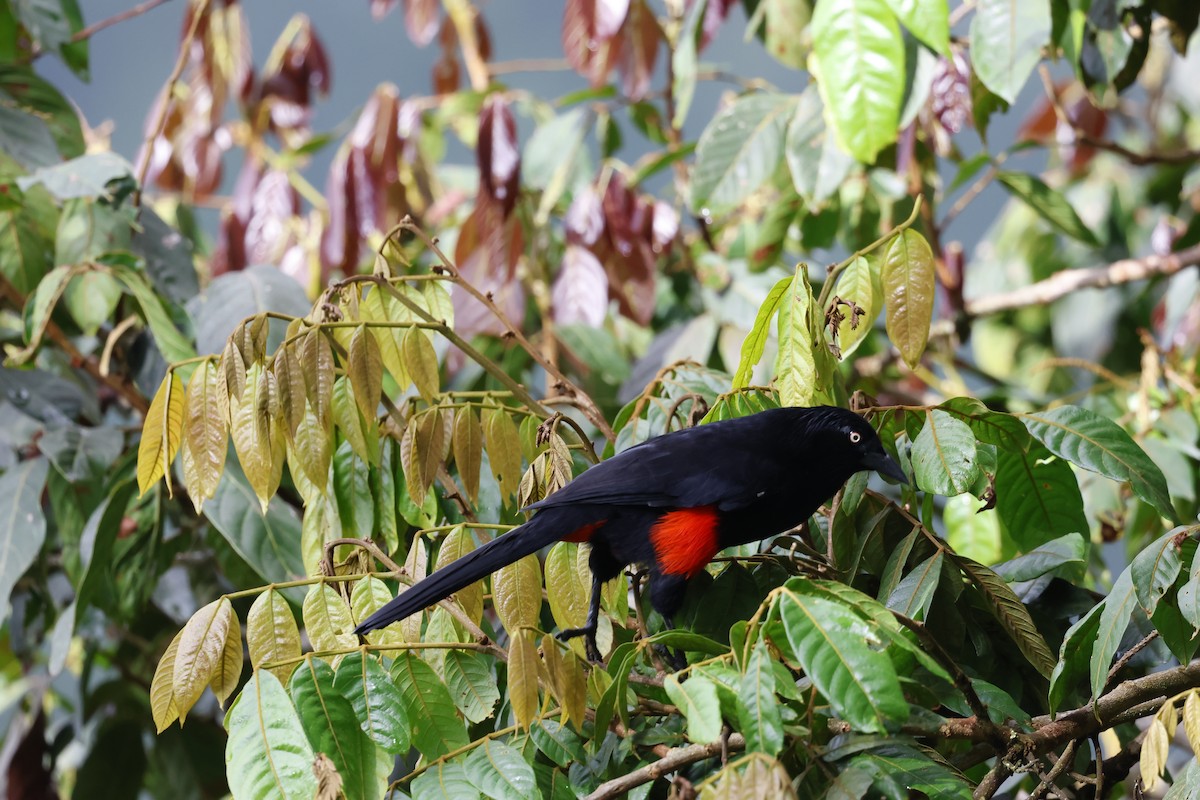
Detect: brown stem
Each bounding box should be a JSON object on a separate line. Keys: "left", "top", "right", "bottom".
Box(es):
{"left": 584, "top": 733, "right": 746, "bottom": 799}
{"left": 965, "top": 243, "right": 1200, "bottom": 317}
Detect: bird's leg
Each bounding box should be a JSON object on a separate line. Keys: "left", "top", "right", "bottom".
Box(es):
{"left": 556, "top": 572, "right": 604, "bottom": 663}
{"left": 649, "top": 571, "right": 690, "bottom": 671}
{"left": 656, "top": 615, "right": 688, "bottom": 672}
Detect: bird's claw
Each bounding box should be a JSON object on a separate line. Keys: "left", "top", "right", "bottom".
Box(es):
{"left": 556, "top": 626, "right": 603, "bottom": 664}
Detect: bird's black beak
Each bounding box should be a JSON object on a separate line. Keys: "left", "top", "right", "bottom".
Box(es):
{"left": 863, "top": 451, "right": 908, "bottom": 484}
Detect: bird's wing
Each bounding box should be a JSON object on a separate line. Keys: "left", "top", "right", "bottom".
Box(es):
{"left": 527, "top": 419, "right": 779, "bottom": 512}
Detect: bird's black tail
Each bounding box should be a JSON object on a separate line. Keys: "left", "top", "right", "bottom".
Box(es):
{"left": 353, "top": 509, "right": 576, "bottom": 635}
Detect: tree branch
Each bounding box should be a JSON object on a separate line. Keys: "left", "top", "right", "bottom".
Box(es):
{"left": 965, "top": 243, "right": 1200, "bottom": 317}
{"left": 584, "top": 733, "right": 746, "bottom": 800}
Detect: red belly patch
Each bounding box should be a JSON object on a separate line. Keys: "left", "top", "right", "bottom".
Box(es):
{"left": 650, "top": 506, "right": 721, "bottom": 577}
{"left": 563, "top": 521, "right": 605, "bottom": 543}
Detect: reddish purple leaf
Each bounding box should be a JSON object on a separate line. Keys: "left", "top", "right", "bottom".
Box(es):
{"left": 404, "top": 0, "right": 440, "bottom": 46}
{"left": 698, "top": 0, "right": 736, "bottom": 48}
{"left": 371, "top": 0, "right": 399, "bottom": 20}
{"left": 553, "top": 245, "right": 609, "bottom": 327}
{"left": 319, "top": 148, "right": 360, "bottom": 278}
{"left": 563, "top": 0, "right": 623, "bottom": 86}
{"left": 244, "top": 169, "right": 300, "bottom": 265}
{"left": 595, "top": 0, "right": 631, "bottom": 39}
{"left": 452, "top": 200, "right": 527, "bottom": 340}
{"left": 651, "top": 201, "right": 678, "bottom": 252}
{"left": 565, "top": 188, "right": 605, "bottom": 246}
{"left": 477, "top": 97, "right": 520, "bottom": 216}
{"left": 617, "top": 0, "right": 659, "bottom": 101}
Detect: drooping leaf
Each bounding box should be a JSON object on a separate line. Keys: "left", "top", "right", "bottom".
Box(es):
{"left": 508, "top": 629, "right": 540, "bottom": 730}
{"left": 493, "top": 553, "right": 542, "bottom": 635}
{"left": 180, "top": 361, "right": 227, "bottom": 512}
{"left": 403, "top": 322, "right": 440, "bottom": 403}
{"left": 348, "top": 324, "right": 383, "bottom": 422}
{"left": 881, "top": 229, "right": 935, "bottom": 370}
{"left": 137, "top": 372, "right": 185, "bottom": 496}
{"left": 224, "top": 671, "right": 318, "bottom": 800}
{"left": 738, "top": 639, "right": 784, "bottom": 755}
{"left": 688, "top": 92, "right": 796, "bottom": 214}
{"left": 247, "top": 589, "right": 302, "bottom": 685}
{"left": 288, "top": 657, "right": 377, "bottom": 800}
{"left": 230, "top": 363, "right": 285, "bottom": 512}
{"left": 810, "top": 0, "right": 905, "bottom": 163}
{"left": 483, "top": 406, "right": 523, "bottom": 503}
{"left": 830, "top": 255, "right": 881, "bottom": 358}
{"left": 210, "top": 612, "right": 243, "bottom": 708}
{"left": 1021, "top": 405, "right": 1174, "bottom": 519}
{"left": 0, "top": 457, "right": 50, "bottom": 621}
{"left": 173, "top": 598, "right": 236, "bottom": 722}
{"left": 150, "top": 629, "right": 183, "bottom": 733}
{"left": 1130, "top": 528, "right": 1190, "bottom": 618}
{"left": 955, "top": 555, "right": 1056, "bottom": 678}
{"left": 969, "top": 0, "right": 1051, "bottom": 102}
{"left": 435, "top": 526, "right": 486, "bottom": 624}
{"left": 886, "top": 552, "right": 943, "bottom": 621}
{"left": 1090, "top": 565, "right": 1139, "bottom": 699}
{"left": 452, "top": 406, "right": 483, "bottom": 503}
{"left": 884, "top": 0, "right": 950, "bottom": 54}
{"left": 334, "top": 650, "right": 411, "bottom": 754}
{"left": 774, "top": 264, "right": 818, "bottom": 407}
{"left": 303, "top": 583, "right": 358, "bottom": 654}
{"left": 996, "top": 171, "right": 1099, "bottom": 245}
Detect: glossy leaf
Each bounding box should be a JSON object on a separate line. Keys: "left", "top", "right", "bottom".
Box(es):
{"left": 302, "top": 583, "right": 358, "bottom": 653}
{"left": 173, "top": 598, "right": 236, "bottom": 722}
{"left": 881, "top": 229, "right": 936, "bottom": 370}
{"left": 1090, "top": 565, "right": 1138, "bottom": 699}
{"left": 1021, "top": 405, "right": 1173, "bottom": 519}
{"left": 225, "top": 671, "right": 318, "bottom": 800}
{"left": 738, "top": 639, "right": 784, "bottom": 755}
{"left": 247, "top": 589, "right": 302, "bottom": 685}
{"left": 508, "top": 629, "right": 540, "bottom": 730}
{"left": 272, "top": 343, "right": 306, "bottom": 440}
{"left": 334, "top": 650, "right": 411, "bottom": 754}
{"left": 444, "top": 649, "right": 500, "bottom": 723}
{"left": 391, "top": 651, "right": 470, "bottom": 758}
{"left": 137, "top": 371, "right": 185, "bottom": 496}
{"left": 289, "top": 657, "right": 376, "bottom": 800}
{"left": 150, "top": 629, "right": 183, "bottom": 733}
{"left": 776, "top": 591, "right": 908, "bottom": 733}
{"left": 733, "top": 275, "right": 790, "bottom": 389}
{"left": 349, "top": 577, "right": 405, "bottom": 648}
{"left": 494, "top": 553, "right": 542, "bottom": 635}
{"left": 0, "top": 458, "right": 50, "bottom": 621}
{"left": 886, "top": 552, "right": 942, "bottom": 621}
{"left": 664, "top": 673, "right": 723, "bottom": 743}
{"left": 993, "top": 533, "right": 1087, "bottom": 583}
{"left": 884, "top": 0, "right": 950, "bottom": 54}
{"left": 435, "top": 526, "right": 485, "bottom": 623}
{"left": 1131, "top": 528, "right": 1189, "bottom": 617}
{"left": 180, "top": 360, "right": 227, "bottom": 512}
{"left": 810, "top": 0, "right": 905, "bottom": 163}
{"left": 463, "top": 738, "right": 538, "bottom": 799}
{"left": 773, "top": 265, "right": 818, "bottom": 407}
{"left": 483, "top": 406, "right": 523, "bottom": 502}
{"left": 911, "top": 410, "right": 980, "bottom": 496}
{"left": 830, "top": 255, "right": 881, "bottom": 358}
{"left": 210, "top": 611, "right": 243, "bottom": 708}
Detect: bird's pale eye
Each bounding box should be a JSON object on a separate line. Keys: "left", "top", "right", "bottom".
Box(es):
{"left": 849, "top": 431, "right": 862, "bottom": 444}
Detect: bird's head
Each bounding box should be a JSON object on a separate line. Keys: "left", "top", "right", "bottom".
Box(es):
{"left": 802, "top": 407, "right": 907, "bottom": 484}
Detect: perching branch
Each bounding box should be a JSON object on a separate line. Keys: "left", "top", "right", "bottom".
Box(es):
{"left": 584, "top": 733, "right": 747, "bottom": 800}
{"left": 965, "top": 242, "right": 1200, "bottom": 317}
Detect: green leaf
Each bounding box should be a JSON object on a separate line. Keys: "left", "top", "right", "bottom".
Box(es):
{"left": 225, "top": 671, "right": 318, "bottom": 800}
{"left": 996, "top": 171, "right": 1099, "bottom": 245}
{"left": 443, "top": 649, "right": 500, "bottom": 723}
{"left": 969, "top": 0, "right": 1051, "bottom": 102}
{"left": 1090, "top": 565, "right": 1138, "bottom": 699}
{"left": 774, "top": 264, "right": 818, "bottom": 407}
{"left": 753, "top": 0, "right": 814, "bottom": 70}
{"left": 910, "top": 410, "right": 980, "bottom": 496}
{"left": 955, "top": 555, "right": 1057, "bottom": 678}
{"left": 530, "top": 720, "right": 586, "bottom": 767}
{"left": 334, "top": 650, "right": 411, "bottom": 754}
{"left": 881, "top": 229, "right": 936, "bottom": 369}
{"left": 1131, "top": 528, "right": 1190, "bottom": 618}
{"left": 993, "top": 533, "right": 1087, "bottom": 583}
{"left": 203, "top": 458, "right": 306, "bottom": 586}
{"left": 0, "top": 103, "right": 58, "bottom": 169}
{"left": 411, "top": 755, "right": 480, "bottom": 800}
{"left": 664, "top": 673, "right": 724, "bottom": 743}
{"left": 348, "top": 324, "right": 383, "bottom": 421}
{"left": 776, "top": 590, "right": 909, "bottom": 732}
{"left": 0, "top": 457, "right": 49, "bottom": 621}
{"left": 738, "top": 639, "right": 784, "bottom": 755}
{"left": 107, "top": 259, "right": 196, "bottom": 364}
{"left": 688, "top": 92, "right": 796, "bottom": 214}
{"left": 289, "top": 657, "right": 377, "bottom": 800}
{"left": 886, "top": 552, "right": 942, "bottom": 621}
{"left": 830, "top": 254, "right": 882, "bottom": 358}
{"left": 0, "top": 195, "right": 55, "bottom": 294}
{"left": 884, "top": 0, "right": 950, "bottom": 55}
{"left": 463, "top": 738, "right": 538, "bottom": 800}
{"left": 832, "top": 743, "right": 973, "bottom": 798}
{"left": 1021, "top": 405, "right": 1174, "bottom": 519}
{"left": 302, "top": 583, "right": 357, "bottom": 653}
{"left": 390, "top": 652, "right": 469, "bottom": 758}
{"left": 16, "top": 151, "right": 132, "bottom": 199}
{"left": 733, "top": 275, "right": 791, "bottom": 389}
{"left": 524, "top": 107, "right": 592, "bottom": 225}
{"left": 333, "top": 441, "right": 374, "bottom": 543}
{"left": 785, "top": 87, "right": 856, "bottom": 207}
{"left": 810, "top": 0, "right": 905, "bottom": 163}
{"left": 63, "top": 269, "right": 122, "bottom": 337}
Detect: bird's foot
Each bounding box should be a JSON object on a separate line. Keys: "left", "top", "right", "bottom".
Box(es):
{"left": 556, "top": 626, "right": 602, "bottom": 663}
{"left": 653, "top": 643, "right": 687, "bottom": 672}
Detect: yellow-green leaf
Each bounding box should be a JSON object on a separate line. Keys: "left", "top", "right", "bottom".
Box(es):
{"left": 150, "top": 628, "right": 183, "bottom": 733}
{"left": 272, "top": 342, "right": 306, "bottom": 439}
{"left": 247, "top": 589, "right": 302, "bottom": 684}
{"left": 180, "top": 361, "right": 227, "bottom": 513}
{"left": 230, "top": 364, "right": 285, "bottom": 512}
{"left": 289, "top": 406, "right": 332, "bottom": 494}
{"left": 1140, "top": 717, "right": 1169, "bottom": 792}
{"left": 1184, "top": 691, "right": 1200, "bottom": 754}
{"left": 774, "top": 265, "right": 817, "bottom": 407}
{"left": 302, "top": 329, "right": 334, "bottom": 426}
{"left": 348, "top": 324, "right": 383, "bottom": 422}
{"left": 493, "top": 553, "right": 542, "bottom": 635}
{"left": 483, "top": 406, "right": 523, "bottom": 503}
{"left": 173, "top": 598, "right": 235, "bottom": 723}
{"left": 350, "top": 576, "right": 405, "bottom": 647}
{"left": 435, "top": 526, "right": 486, "bottom": 624}
{"left": 401, "top": 537, "right": 429, "bottom": 643}
{"left": 452, "top": 406, "right": 482, "bottom": 503}
{"left": 832, "top": 254, "right": 882, "bottom": 358}
{"left": 881, "top": 229, "right": 935, "bottom": 370}
{"left": 219, "top": 336, "right": 246, "bottom": 422}
{"left": 422, "top": 280, "right": 454, "bottom": 326}
{"left": 137, "top": 371, "right": 185, "bottom": 496}
{"left": 333, "top": 377, "right": 378, "bottom": 465}
{"left": 545, "top": 542, "right": 590, "bottom": 659}
{"left": 302, "top": 583, "right": 358, "bottom": 653}
{"left": 508, "top": 629, "right": 539, "bottom": 730}
{"left": 210, "top": 612, "right": 243, "bottom": 707}
{"left": 360, "top": 287, "right": 409, "bottom": 390}
{"left": 402, "top": 324, "right": 440, "bottom": 402}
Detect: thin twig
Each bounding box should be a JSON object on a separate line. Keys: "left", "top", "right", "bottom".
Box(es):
{"left": 133, "top": 0, "right": 209, "bottom": 205}
{"left": 584, "top": 733, "right": 747, "bottom": 799}
{"left": 965, "top": 242, "right": 1200, "bottom": 317}
{"left": 1103, "top": 631, "right": 1160, "bottom": 694}
{"left": 1029, "top": 740, "right": 1079, "bottom": 800}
